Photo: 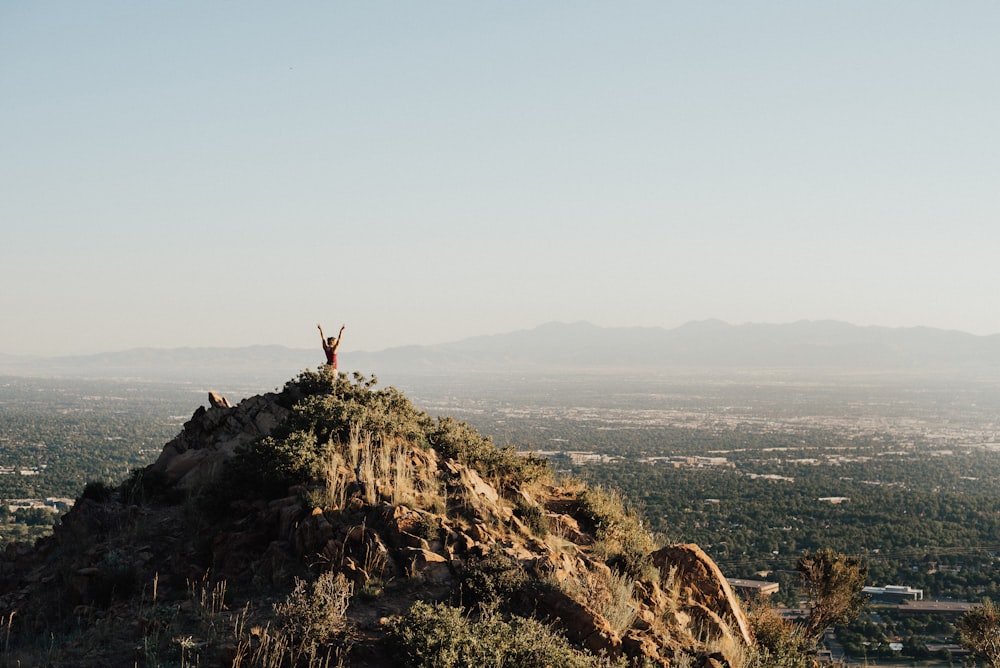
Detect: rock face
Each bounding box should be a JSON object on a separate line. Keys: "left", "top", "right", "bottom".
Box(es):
{"left": 652, "top": 544, "right": 754, "bottom": 648}
{"left": 208, "top": 391, "right": 233, "bottom": 409}
{"left": 149, "top": 391, "right": 290, "bottom": 489}
{"left": 0, "top": 372, "right": 758, "bottom": 667}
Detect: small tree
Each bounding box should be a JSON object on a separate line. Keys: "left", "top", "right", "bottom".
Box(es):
{"left": 747, "top": 600, "right": 814, "bottom": 668}
{"left": 797, "top": 548, "right": 868, "bottom": 643}
{"left": 957, "top": 599, "right": 1000, "bottom": 667}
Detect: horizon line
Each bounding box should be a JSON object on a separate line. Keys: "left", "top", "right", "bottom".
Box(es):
{"left": 3, "top": 318, "right": 999, "bottom": 359}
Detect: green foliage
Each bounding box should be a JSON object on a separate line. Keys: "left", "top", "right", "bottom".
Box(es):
{"left": 413, "top": 513, "right": 440, "bottom": 541}
{"left": 386, "top": 601, "right": 619, "bottom": 668}
{"left": 238, "top": 430, "right": 326, "bottom": 499}
{"left": 512, "top": 495, "right": 549, "bottom": 537}
{"left": 209, "top": 370, "right": 434, "bottom": 507}
{"left": 746, "top": 602, "right": 814, "bottom": 668}
{"left": 11, "top": 506, "right": 57, "bottom": 527}
{"left": 430, "top": 416, "right": 550, "bottom": 491}
{"left": 797, "top": 548, "right": 868, "bottom": 643}
{"left": 458, "top": 552, "right": 531, "bottom": 612}
{"left": 577, "top": 485, "right": 657, "bottom": 576}
{"left": 957, "top": 599, "right": 1000, "bottom": 667}
{"left": 286, "top": 369, "right": 432, "bottom": 448}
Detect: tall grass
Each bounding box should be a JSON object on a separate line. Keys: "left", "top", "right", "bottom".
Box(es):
{"left": 555, "top": 567, "right": 638, "bottom": 637}
{"left": 320, "top": 449, "right": 351, "bottom": 510}
{"left": 336, "top": 425, "right": 419, "bottom": 508}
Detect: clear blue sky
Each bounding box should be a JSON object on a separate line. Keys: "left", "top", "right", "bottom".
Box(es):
{"left": 3, "top": 2, "right": 999, "bottom": 355}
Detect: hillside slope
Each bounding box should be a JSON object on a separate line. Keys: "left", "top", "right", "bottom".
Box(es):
{"left": 0, "top": 368, "right": 759, "bottom": 667}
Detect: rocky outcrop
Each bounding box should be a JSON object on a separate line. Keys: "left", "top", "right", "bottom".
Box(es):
{"left": 150, "top": 391, "right": 289, "bottom": 489}
{"left": 652, "top": 543, "right": 753, "bottom": 649}
{"left": 208, "top": 391, "right": 233, "bottom": 408}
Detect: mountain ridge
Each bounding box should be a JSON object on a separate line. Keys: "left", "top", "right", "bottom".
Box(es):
{"left": 3, "top": 320, "right": 1000, "bottom": 383}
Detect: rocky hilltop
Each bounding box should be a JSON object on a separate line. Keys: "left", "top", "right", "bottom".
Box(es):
{"left": 0, "top": 368, "right": 758, "bottom": 667}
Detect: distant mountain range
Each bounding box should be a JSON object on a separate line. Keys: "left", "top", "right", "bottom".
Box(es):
{"left": 3, "top": 320, "right": 1000, "bottom": 384}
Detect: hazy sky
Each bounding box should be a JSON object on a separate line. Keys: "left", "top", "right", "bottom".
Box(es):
{"left": 3, "top": 3, "right": 999, "bottom": 355}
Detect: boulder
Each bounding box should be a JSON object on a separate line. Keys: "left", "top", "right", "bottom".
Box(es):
{"left": 208, "top": 392, "right": 233, "bottom": 409}
{"left": 651, "top": 544, "right": 752, "bottom": 650}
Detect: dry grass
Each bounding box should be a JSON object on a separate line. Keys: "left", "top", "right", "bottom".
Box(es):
{"left": 189, "top": 575, "right": 228, "bottom": 618}
{"left": 704, "top": 629, "right": 751, "bottom": 668}
{"left": 669, "top": 652, "right": 696, "bottom": 668}
{"left": 577, "top": 484, "right": 658, "bottom": 572}
{"left": 337, "top": 425, "right": 421, "bottom": 508}
{"left": 311, "top": 420, "right": 446, "bottom": 517}
{"left": 321, "top": 449, "right": 351, "bottom": 510}
{"left": 425, "top": 481, "right": 448, "bottom": 516}
{"left": 391, "top": 443, "right": 415, "bottom": 506}
{"left": 231, "top": 611, "right": 344, "bottom": 668}
{"left": 229, "top": 572, "right": 353, "bottom": 668}
{"left": 690, "top": 614, "right": 757, "bottom": 668}
{"left": 556, "top": 566, "right": 639, "bottom": 637}
{"left": 660, "top": 563, "right": 681, "bottom": 612}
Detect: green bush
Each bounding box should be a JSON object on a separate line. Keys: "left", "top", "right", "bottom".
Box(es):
{"left": 957, "top": 599, "right": 1000, "bottom": 667}
{"left": 577, "top": 485, "right": 657, "bottom": 576}
{"left": 207, "top": 371, "right": 434, "bottom": 508}
{"left": 387, "top": 601, "right": 617, "bottom": 668}
{"left": 209, "top": 370, "right": 553, "bottom": 511}
{"left": 513, "top": 495, "right": 549, "bottom": 537}
{"left": 458, "top": 552, "right": 531, "bottom": 612}
{"left": 120, "top": 467, "right": 182, "bottom": 506}
{"left": 285, "top": 369, "right": 432, "bottom": 447}
{"left": 430, "top": 417, "right": 550, "bottom": 491}
{"left": 92, "top": 550, "right": 137, "bottom": 607}
{"left": 796, "top": 548, "right": 868, "bottom": 643}
{"left": 746, "top": 602, "right": 814, "bottom": 668}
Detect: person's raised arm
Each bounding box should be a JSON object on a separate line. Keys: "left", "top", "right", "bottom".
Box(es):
{"left": 317, "top": 324, "right": 327, "bottom": 347}
{"left": 333, "top": 325, "right": 345, "bottom": 351}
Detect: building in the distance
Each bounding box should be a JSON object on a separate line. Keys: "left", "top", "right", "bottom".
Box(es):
{"left": 863, "top": 585, "right": 923, "bottom": 602}
{"left": 897, "top": 600, "right": 975, "bottom": 619}
{"left": 727, "top": 578, "right": 779, "bottom": 599}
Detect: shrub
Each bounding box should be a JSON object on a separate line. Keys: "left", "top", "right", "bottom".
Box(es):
{"left": 430, "top": 417, "right": 550, "bottom": 491}
{"left": 386, "top": 601, "right": 612, "bottom": 668}
{"left": 274, "top": 571, "right": 354, "bottom": 660}
{"left": 746, "top": 602, "right": 814, "bottom": 668}
{"left": 957, "top": 599, "right": 1000, "bottom": 667}
{"left": 207, "top": 371, "right": 434, "bottom": 508}
{"left": 557, "top": 566, "right": 638, "bottom": 637}
{"left": 577, "top": 485, "right": 657, "bottom": 576}
{"left": 458, "top": 552, "right": 530, "bottom": 612}
{"left": 513, "top": 495, "right": 549, "bottom": 537}
{"left": 413, "top": 513, "right": 440, "bottom": 541}
{"left": 120, "top": 468, "right": 182, "bottom": 506}
{"left": 285, "top": 370, "right": 432, "bottom": 448}
{"left": 92, "top": 550, "right": 137, "bottom": 607}
{"left": 205, "top": 429, "right": 327, "bottom": 507}
{"left": 796, "top": 548, "right": 868, "bottom": 643}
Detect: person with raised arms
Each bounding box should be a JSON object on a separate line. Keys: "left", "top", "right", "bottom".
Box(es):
{"left": 317, "top": 323, "right": 345, "bottom": 372}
